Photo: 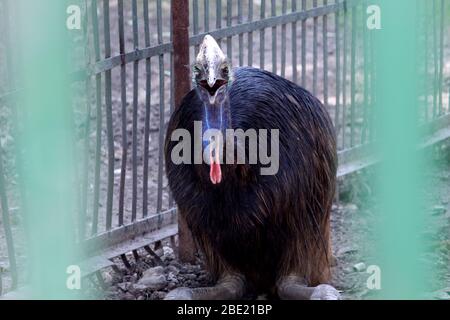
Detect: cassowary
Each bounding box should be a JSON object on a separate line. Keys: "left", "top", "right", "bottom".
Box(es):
{"left": 164, "top": 35, "right": 339, "bottom": 300}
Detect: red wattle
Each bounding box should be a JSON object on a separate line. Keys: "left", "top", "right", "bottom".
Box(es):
{"left": 210, "top": 161, "right": 222, "bottom": 184}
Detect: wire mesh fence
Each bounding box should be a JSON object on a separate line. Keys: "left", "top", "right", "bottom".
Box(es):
{"left": 0, "top": 0, "right": 449, "bottom": 296}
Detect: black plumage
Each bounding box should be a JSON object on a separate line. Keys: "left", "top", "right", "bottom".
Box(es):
{"left": 165, "top": 67, "right": 337, "bottom": 294}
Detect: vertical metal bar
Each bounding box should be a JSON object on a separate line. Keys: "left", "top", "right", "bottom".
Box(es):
{"left": 350, "top": 4, "right": 356, "bottom": 147}
{"left": 342, "top": 0, "right": 348, "bottom": 149}
{"left": 118, "top": 0, "right": 127, "bottom": 227}
{"left": 216, "top": 0, "right": 222, "bottom": 46}
{"left": 260, "top": 0, "right": 266, "bottom": 69}
{"left": 362, "top": 0, "right": 369, "bottom": 143}
{"left": 323, "top": 0, "right": 329, "bottom": 110}
{"left": 193, "top": 0, "right": 199, "bottom": 55}
{"left": 438, "top": 0, "right": 444, "bottom": 115}
{"left": 271, "top": 0, "right": 277, "bottom": 74}
{"left": 172, "top": 0, "right": 194, "bottom": 263}
{"left": 301, "top": 0, "right": 306, "bottom": 87}
{"left": 292, "top": 0, "right": 298, "bottom": 83}
{"left": 131, "top": 0, "right": 139, "bottom": 222}
{"left": 281, "top": 0, "right": 287, "bottom": 78}
{"left": 424, "top": 1, "right": 429, "bottom": 121}
{"left": 169, "top": 9, "right": 175, "bottom": 209}
{"left": 248, "top": 0, "right": 254, "bottom": 66}
{"left": 91, "top": 0, "right": 102, "bottom": 235}
{"left": 204, "top": 0, "right": 210, "bottom": 32}
{"left": 334, "top": 0, "right": 341, "bottom": 143}
{"left": 313, "top": 0, "right": 318, "bottom": 95}
{"left": 103, "top": 0, "right": 114, "bottom": 230}
{"left": 0, "top": 150, "right": 18, "bottom": 290}
{"left": 227, "top": 0, "right": 232, "bottom": 59}
{"left": 143, "top": 0, "right": 151, "bottom": 218}
{"left": 80, "top": 0, "right": 91, "bottom": 240}
{"left": 1, "top": 0, "right": 18, "bottom": 290}
{"left": 432, "top": 0, "right": 438, "bottom": 118}
{"left": 238, "top": 0, "right": 244, "bottom": 66}
{"left": 157, "top": 0, "right": 165, "bottom": 213}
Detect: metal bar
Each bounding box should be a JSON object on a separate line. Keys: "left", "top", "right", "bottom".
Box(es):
{"left": 438, "top": 0, "right": 444, "bottom": 115}
{"left": 216, "top": 0, "right": 222, "bottom": 46}
{"left": 292, "top": 0, "right": 297, "bottom": 83}
{"left": 172, "top": 0, "right": 194, "bottom": 263}
{"left": 335, "top": 0, "right": 341, "bottom": 141}
{"left": 313, "top": 0, "right": 318, "bottom": 95}
{"left": 66, "top": 1, "right": 350, "bottom": 80}
{"left": 204, "top": 0, "right": 210, "bottom": 32}
{"left": 323, "top": 0, "right": 328, "bottom": 109}
{"left": 0, "top": 149, "right": 18, "bottom": 290}
{"left": 80, "top": 0, "right": 92, "bottom": 240}
{"left": 362, "top": 0, "right": 369, "bottom": 143}
{"left": 433, "top": 0, "right": 438, "bottom": 118}
{"left": 260, "top": 0, "right": 266, "bottom": 69}
{"left": 169, "top": 11, "right": 175, "bottom": 208}
{"left": 131, "top": 0, "right": 139, "bottom": 222}
{"left": 238, "top": 0, "right": 244, "bottom": 66}
{"left": 227, "top": 0, "right": 232, "bottom": 59}
{"left": 248, "top": 0, "right": 254, "bottom": 66}
{"left": 342, "top": 1, "right": 348, "bottom": 149}
{"left": 143, "top": 0, "right": 151, "bottom": 218}
{"left": 301, "top": 0, "right": 306, "bottom": 87}
{"left": 118, "top": 0, "right": 127, "bottom": 227}
{"left": 193, "top": 0, "right": 199, "bottom": 55}
{"left": 271, "top": 0, "right": 277, "bottom": 74}
{"left": 350, "top": 4, "right": 356, "bottom": 147}
{"left": 91, "top": 0, "right": 102, "bottom": 235}
{"left": 281, "top": 0, "right": 287, "bottom": 78}
{"left": 424, "top": 1, "right": 429, "bottom": 122}
{"left": 156, "top": 0, "right": 165, "bottom": 213}
{"left": 103, "top": 0, "right": 114, "bottom": 230}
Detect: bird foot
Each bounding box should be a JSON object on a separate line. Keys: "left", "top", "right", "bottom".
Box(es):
{"left": 310, "top": 284, "right": 341, "bottom": 300}
{"left": 277, "top": 275, "right": 341, "bottom": 300}
{"left": 164, "top": 273, "right": 246, "bottom": 300}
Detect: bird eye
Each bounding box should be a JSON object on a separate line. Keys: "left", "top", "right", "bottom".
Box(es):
{"left": 222, "top": 65, "right": 229, "bottom": 77}
{"left": 192, "top": 65, "right": 201, "bottom": 74}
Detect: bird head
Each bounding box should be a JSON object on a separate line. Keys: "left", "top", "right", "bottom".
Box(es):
{"left": 192, "top": 35, "right": 232, "bottom": 185}
{"left": 192, "top": 35, "right": 232, "bottom": 106}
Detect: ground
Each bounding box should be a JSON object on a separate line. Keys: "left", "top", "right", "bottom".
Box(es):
{"left": 84, "top": 142, "right": 450, "bottom": 300}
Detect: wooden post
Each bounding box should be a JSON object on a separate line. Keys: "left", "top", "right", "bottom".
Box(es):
{"left": 171, "top": 0, "right": 196, "bottom": 263}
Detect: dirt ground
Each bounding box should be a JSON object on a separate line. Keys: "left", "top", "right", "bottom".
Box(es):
{"left": 80, "top": 142, "right": 450, "bottom": 300}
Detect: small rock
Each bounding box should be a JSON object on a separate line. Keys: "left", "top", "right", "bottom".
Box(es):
{"left": 142, "top": 266, "right": 164, "bottom": 278}
{"left": 163, "top": 246, "right": 174, "bottom": 256}
{"left": 165, "top": 265, "right": 180, "bottom": 275}
{"left": 353, "top": 262, "right": 366, "bottom": 272}
{"left": 151, "top": 291, "right": 167, "bottom": 300}
{"left": 167, "top": 273, "right": 179, "bottom": 284}
{"left": 137, "top": 295, "right": 145, "bottom": 300}
{"left": 122, "top": 292, "right": 136, "bottom": 300}
{"left": 185, "top": 273, "right": 197, "bottom": 280}
{"left": 117, "top": 282, "right": 132, "bottom": 292}
{"left": 137, "top": 274, "right": 167, "bottom": 291}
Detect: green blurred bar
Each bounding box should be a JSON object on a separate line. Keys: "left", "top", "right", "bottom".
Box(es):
{"left": 372, "top": 0, "right": 426, "bottom": 299}
{"left": 16, "top": 0, "right": 82, "bottom": 299}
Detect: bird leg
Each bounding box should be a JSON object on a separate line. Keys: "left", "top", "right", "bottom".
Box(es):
{"left": 165, "top": 273, "right": 246, "bottom": 300}
{"left": 277, "top": 275, "right": 340, "bottom": 300}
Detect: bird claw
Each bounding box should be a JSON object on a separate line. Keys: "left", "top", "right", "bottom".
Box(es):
{"left": 310, "top": 284, "right": 341, "bottom": 300}
{"left": 164, "top": 287, "right": 194, "bottom": 300}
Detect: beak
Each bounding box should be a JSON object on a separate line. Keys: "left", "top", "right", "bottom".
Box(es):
{"left": 207, "top": 71, "right": 217, "bottom": 89}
